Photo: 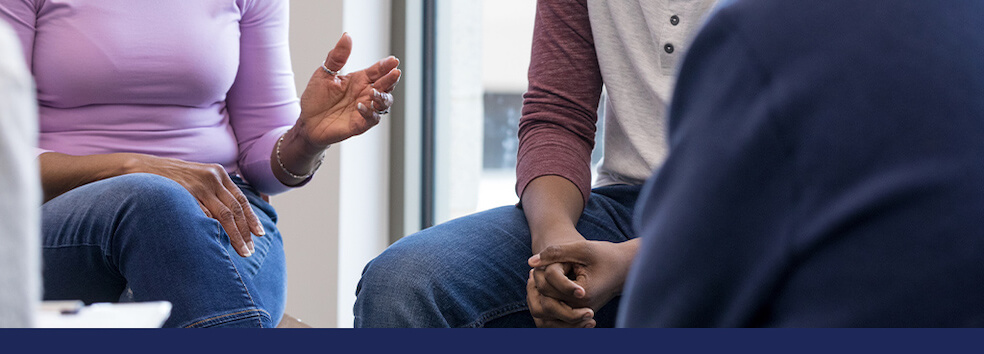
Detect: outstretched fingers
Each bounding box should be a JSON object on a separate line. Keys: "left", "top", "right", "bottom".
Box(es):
{"left": 373, "top": 68, "right": 402, "bottom": 93}
{"left": 364, "top": 56, "right": 401, "bottom": 86}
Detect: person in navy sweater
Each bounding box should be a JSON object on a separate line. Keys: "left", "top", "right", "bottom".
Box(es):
{"left": 604, "top": 0, "right": 984, "bottom": 326}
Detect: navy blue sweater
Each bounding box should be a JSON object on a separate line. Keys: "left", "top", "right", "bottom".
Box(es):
{"left": 619, "top": 0, "right": 984, "bottom": 327}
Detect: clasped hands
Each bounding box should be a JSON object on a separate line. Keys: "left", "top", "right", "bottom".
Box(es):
{"left": 527, "top": 239, "right": 638, "bottom": 328}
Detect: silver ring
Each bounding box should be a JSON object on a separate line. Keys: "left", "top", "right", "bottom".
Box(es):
{"left": 371, "top": 102, "right": 390, "bottom": 115}
{"left": 321, "top": 61, "right": 339, "bottom": 76}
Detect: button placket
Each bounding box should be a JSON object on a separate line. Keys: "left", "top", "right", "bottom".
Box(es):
{"left": 664, "top": 14, "right": 680, "bottom": 54}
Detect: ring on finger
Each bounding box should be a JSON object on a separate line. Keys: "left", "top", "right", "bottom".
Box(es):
{"left": 320, "top": 60, "right": 339, "bottom": 76}
{"left": 370, "top": 101, "right": 391, "bottom": 115}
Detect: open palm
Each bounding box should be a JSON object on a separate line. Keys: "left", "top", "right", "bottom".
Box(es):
{"left": 297, "top": 33, "right": 402, "bottom": 148}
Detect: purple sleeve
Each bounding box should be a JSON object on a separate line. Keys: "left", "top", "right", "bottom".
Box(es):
{"left": 226, "top": 0, "right": 301, "bottom": 195}
{"left": 516, "top": 0, "right": 603, "bottom": 206}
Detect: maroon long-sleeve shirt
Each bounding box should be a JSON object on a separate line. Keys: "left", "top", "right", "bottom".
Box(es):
{"left": 517, "top": 0, "right": 717, "bottom": 206}
{"left": 517, "top": 0, "right": 602, "bottom": 206}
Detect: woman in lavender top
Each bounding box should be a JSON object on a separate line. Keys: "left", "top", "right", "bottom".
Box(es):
{"left": 0, "top": 0, "right": 401, "bottom": 327}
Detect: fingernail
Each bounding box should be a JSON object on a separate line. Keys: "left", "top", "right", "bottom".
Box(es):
{"left": 240, "top": 245, "right": 252, "bottom": 257}
{"left": 257, "top": 228, "right": 266, "bottom": 236}
{"left": 248, "top": 240, "right": 255, "bottom": 253}
{"left": 582, "top": 311, "right": 593, "bottom": 320}
{"left": 528, "top": 254, "right": 540, "bottom": 265}
{"left": 358, "top": 102, "right": 367, "bottom": 113}
{"left": 584, "top": 322, "right": 595, "bottom": 329}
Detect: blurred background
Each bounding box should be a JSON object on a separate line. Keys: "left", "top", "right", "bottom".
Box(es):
{"left": 277, "top": 0, "right": 607, "bottom": 328}
{"left": 0, "top": 0, "right": 605, "bottom": 329}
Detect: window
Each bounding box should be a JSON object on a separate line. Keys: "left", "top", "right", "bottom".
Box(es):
{"left": 409, "top": 0, "right": 605, "bottom": 228}
{"left": 391, "top": 0, "right": 604, "bottom": 235}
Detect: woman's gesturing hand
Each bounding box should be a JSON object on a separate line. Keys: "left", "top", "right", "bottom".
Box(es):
{"left": 125, "top": 154, "right": 264, "bottom": 258}
{"left": 295, "top": 33, "right": 402, "bottom": 150}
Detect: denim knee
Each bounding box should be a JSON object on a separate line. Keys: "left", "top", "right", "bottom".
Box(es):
{"left": 104, "top": 173, "right": 217, "bottom": 252}
{"left": 108, "top": 173, "right": 197, "bottom": 211}
{"left": 355, "top": 236, "right": 453, "bottom": 327}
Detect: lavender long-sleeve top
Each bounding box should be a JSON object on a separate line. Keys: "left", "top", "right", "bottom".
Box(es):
{"left": 0, "top": 0, "right": 301, "bottom": 195}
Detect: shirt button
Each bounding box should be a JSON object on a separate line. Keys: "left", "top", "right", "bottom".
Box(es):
{"left": 670, "top": 15, "right": 680, "bottom": 26}
{"left": 664, "top": 43, "right": 675, "bottom": 54}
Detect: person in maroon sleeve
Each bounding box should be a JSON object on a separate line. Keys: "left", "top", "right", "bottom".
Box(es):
{"left": 355, "top": 0, "right": 718, "bottom": 327}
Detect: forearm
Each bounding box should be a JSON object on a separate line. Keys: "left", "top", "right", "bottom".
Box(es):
{"left": 522, "top": 175, "right": 587, "bottom": 253}
{"left": 39, "top": 152, "right": 135, "bottom": 202}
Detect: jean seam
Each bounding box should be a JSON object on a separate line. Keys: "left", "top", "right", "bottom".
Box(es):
{"left": 182, "top": 309, "right": 272, "bottom": 328}
{"left": 463, "top": 301, "right": 529, "bottom": 328}
{"left": 41, "top": 243, "right": 104, "bottom": 249}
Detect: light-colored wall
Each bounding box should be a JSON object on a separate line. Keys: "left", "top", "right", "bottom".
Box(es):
{"left": 337, "top": 0, "right": 392, "bottom": 328}
{"left": 274, "top": 0, "right": 392, "bottom": 328}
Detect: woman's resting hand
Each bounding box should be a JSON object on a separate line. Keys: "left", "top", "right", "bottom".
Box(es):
{"left": 123, "top": 154, "right": 265, "bottom": 258}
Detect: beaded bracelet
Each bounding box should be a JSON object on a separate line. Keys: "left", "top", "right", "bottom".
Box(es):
{"left": 276, "top": 132, "right": 326, "bottom": 180}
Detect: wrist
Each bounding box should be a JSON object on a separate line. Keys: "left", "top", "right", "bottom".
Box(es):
{"left": 288, "top": 120, "right": 330, "bottom": 156}
{"left": 116, "top": 153, "right": 146, "bottom": 176}
{"left": 611, "top": 239, "right": 642, "bottom": 295}
{"left": 275, "top": 128, "right": 328, "bottom": 183}
{"left": 530, "top": 223, "right": 584, "bottom": 254}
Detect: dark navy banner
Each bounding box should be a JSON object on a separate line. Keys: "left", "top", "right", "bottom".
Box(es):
{"left": 1, "top": 329, "right": 979, "bottom": 353}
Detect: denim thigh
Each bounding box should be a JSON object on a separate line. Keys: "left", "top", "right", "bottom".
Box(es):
{"left": 354, "top": 184, "right": 641, "bottom": 327}
{"left": 41, "top": 173, "right": 286, "bottom": 328}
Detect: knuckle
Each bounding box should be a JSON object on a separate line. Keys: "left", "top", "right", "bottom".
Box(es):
{"left": 216, "top": 209, "right": 236, "bottom": 223}
{"left": 543, "top": 245, "right": 561, "bottom": 256}
{"left": 234, "top": 191, "right": 250, "bottom": 204}
{"left": 228, "top": 201, "right": 245, "bottom": 215}
{"left": 208, "top": 164, "right": 227, "bottom": 178}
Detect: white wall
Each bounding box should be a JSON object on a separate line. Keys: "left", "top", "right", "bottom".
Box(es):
{"left": 337, "top": 0, "right": 392, "bottom": 329}
{"left": 274, "top": 0, "right": 392, "bottom": 328}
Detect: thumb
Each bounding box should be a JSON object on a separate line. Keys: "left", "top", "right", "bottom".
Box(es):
{"left": 323, "top": 32, "right": 352, "bottom": 74}
{"left": 529, "top": 243, "right": 589, "bottom": 268}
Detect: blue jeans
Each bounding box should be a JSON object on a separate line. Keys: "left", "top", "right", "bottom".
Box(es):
{"left": 41, "top": 173, "right": 286, "bottom": 328}
{"left": 354, "top": 184, "right": 641, "bottom": 327}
